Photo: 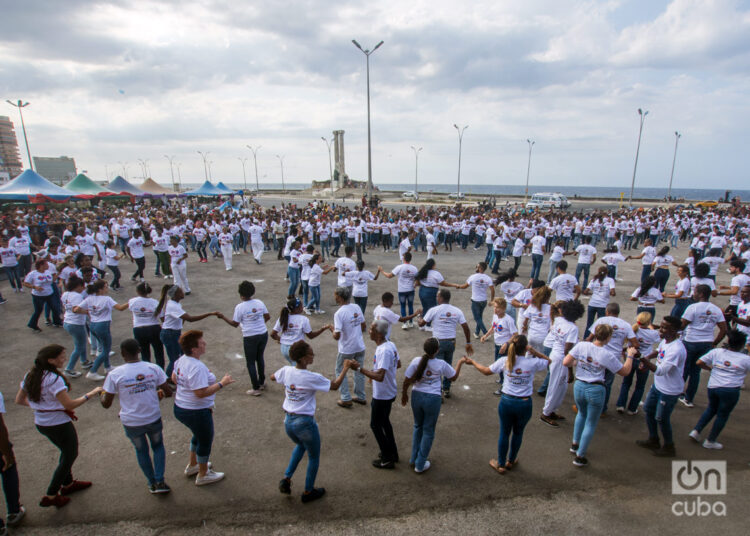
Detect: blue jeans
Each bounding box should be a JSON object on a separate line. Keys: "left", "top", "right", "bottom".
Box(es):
{"left": 573, "top": 381, "right": 605, "bottom": 457}
{"left": 398, "top": 290, "right": 414, "bottom": 317}
{"left": 653, "top": 268, "right": 669, "bottom": 292}
{"left": 284, "top": 414, "right": 320, "bottom": 492}
{"left": 173, "top": 406, "right": 213, "bottom": 464}
{"left": 287, "top": 266, "right": 300, "bottom": 297}
{"left": 683, "top": 341, "right": 713, "bottom": 403}
{"left": 418, "top": 286, "right": 438, "bottom": 316}
{"left": 497, "top": 395, "right": 532, "bottom": 465}
{"left": 301, "top": 280, "right": 309, "bottom": 307}
{"left": 64, "top": 322, "right": 88, "bottom": 371}
{"left": 410, "top": 390, "right": 442, "bottom": 471}
{"left": 616, "top": 362, "right": 649, "bottom": 412}
{"left": 470, "top": 300, "right": 488, "bottom": 335}
{"left": 320, "top": 239, "right": 330, "bottom": 260}
{"left": 575, "top": 263, "right": 591, "bottom": 289}
{"left": 123, "top": 418, "right": 165, "bottom": 485}
{"left": 583, "top": 306, "right": 606, "bottom": 338}
{"left": 670, "top": 298, "right": 691, "bottom": 318}
{"left": 354, "top": 296, "right": 368, "bottom": 315}
{"left": 694, "top": 387, "right": 741, "bottom": 442}
{"left": 436, "top": 339, "right": 456, "bottom": 392}
{"left": 160, "top": 328, "right": 182, "bottom": 377}
{"left": 280, "top": 344, "right": 292, "bottom": 365}
{"left": 336, "top": 350, "right": 365, "bottom": 402}
{"left": 332, "top": 236, "right": 341, "bottom": 256}
{"left": 530, "top": 253, "right": 543, "bottom": 280}
{"left": 28, "top": 294, "right": 61, "bottom": 329}
{"left": 643, "top": 385, "right": 679, "bottom": 445}
{"left": 640, "top": 264, "right": 652, "bottom": 284}
{"left": 309, "top": 285, "right": 321, "bottom": 311}
{"left": 4, "top": 265, "right": 22, "bottom": 290}
{"left": 547, "top": 260, "right": 558, "bottom": 284}
{"left": 89, "top": 321, "right": 112, "bottom": 373}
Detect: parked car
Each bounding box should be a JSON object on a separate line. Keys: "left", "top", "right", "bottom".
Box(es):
{"left": 402, "top": 190, "right": 419, "bottom": 200}
{"left": 525, "top": 192, "right": 570, "bottom": 210}
{"left": 448, "top": 192, "right": 466, "bottom": 200}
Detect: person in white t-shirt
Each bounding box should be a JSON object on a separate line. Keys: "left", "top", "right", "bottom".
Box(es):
{"left": 126, "top": 228, "right": 147, "bottom": 282}
{"left": 455, "top": 261, "right": 495, "bottom": 338}
{"left": 730, "top": 285, "right": 750, "bottom": 351}
{"left": 217, "top": 281, "right": 271, "bottom": 396}
{"left": 689, "top": 330, "right": 750, "bottom": 449}
{"left": 379, "top": 251, "right": 419, "bottom": 328}
{"left": 128, "top": 282, "right": 165, "bottom": 369}
{"left": 636, "top": 315, "right": 686, "bottom": 457}
{"left": 327, "top": 287, "right": 367, "bottom": 407}
{"left": 563, "top": 324, "right": 635, "bottom": 467}
{"left": 480, "top": 297, "right": 519, "bottom": 394}
{"left": 372, "top": 292, "right": 422, "bottom": 340}
{"left": 171, "top": 330, "right": 236, "bottom": 486}
{"left": 272, "top": 340, "right": 352, "bottom": 503}
{"left": 0, "top": 390, "right": 25, "bottom": 528}
{"left": 15, "top": 344, "right": 102, "bottom": 508}
{"left": 679, "top": 285, "right": 727, "bottom": 407}
{"left": 23, "top": 259, "right": 63, "bottom": 331}
{"left": 168, "top": 236, "right": 190, "bottom": 293}
{"left": 100, "top": 338, "right": 172, "bottom": 494}
{"left": 718, "top": 260, "right": 750, "bottom": 316}
{"left": 344, "top": 259, "right": 379, "bottom": 315}
{"left": 521, "top": 286, "right": 552, "bottom": 353}
{"left": 104, "top": 240, "right": 123, "bottom": 290}
{"left": 615, "top": 311, "right": 661, "bottom": 414}
{"left": 581, "top": 266, "right": 616, "bottom": 338}
{"left": 348, "top": 320, "right": 401, "bottom": 468}
{"left": 271, "top": 298, "right": 328, "bottom": 364}
{"left": 549, "top": 260, "right": 581, "bottom": 303}
{"left": 463, "top": 334, "right": 549, "bottom": 474}
{"left": 60, "top": 276, "right": 92, "bottom": 377}
{"left": 401, "top": 338, "right": 467, "bottom": 473}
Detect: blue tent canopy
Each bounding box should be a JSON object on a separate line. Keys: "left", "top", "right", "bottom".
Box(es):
{"left": 0, "top": 169, "right": 77, "bottom": 201}
{"left": 106, "top": 176, "right": 145, "bottom": 196}
{"left": 215, "top": 182, "right": 239, "bottom": 194}
{"left": 185, "top": 180, "right": 226, "bottom": 196}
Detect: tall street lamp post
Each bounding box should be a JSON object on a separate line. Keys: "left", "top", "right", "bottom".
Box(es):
{"left": 197, "top": 151, "right": 210, "bottom": 181}
{"left": 352, "top": 39, "right": 384, "bottom": 202}
{"left": 164, "top": 155, "right": 176, "bottom": 191}
{"left": 411, "top": 146, "right": 422, "bottom": 197}
{"left": 628, "top": 108, "right": 649, "bottom": 208}
{"left": 524, "top": 139, "right": 535, "bottom": 205}
{"left": 453, "top": 124, "right": 468, "bottom": 196}
{"left": 667, "top": 131, "right": 681, "bottom": 206}
{"left": 321, "top": 136, "right": 334, "bottom": 197}
{"left": 276, "top": 154, "right": 286, "bottom": 192}
{"left": 176, "top": 163, "right": 182, "bottom": 191}
{"left": 247, "top": 145, "right": 261, "bottom": 192}
{"left": 5, "top": 99, "right": 33, "bottom": 171}
{"left": 238, "top": 157, "right": 248, "bottom": 190}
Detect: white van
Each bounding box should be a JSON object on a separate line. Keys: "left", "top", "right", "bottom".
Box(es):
{"left": 526, "top": 192, "right": 570, "bottom": 210}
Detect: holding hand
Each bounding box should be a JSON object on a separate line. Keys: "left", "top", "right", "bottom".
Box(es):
{"left": 220, "top": 374, "right": 236, "bottom": 386}
{"left": 346, "top": 359, "right": 360, "bottom": 371}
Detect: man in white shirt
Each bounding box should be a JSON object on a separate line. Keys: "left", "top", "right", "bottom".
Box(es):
{"left": 565, "top": 236, "right": 596, "bottom": 289}
{"left": 328, "top": 287, "right": 367, "bottom": 408}
{"left": 549, "top": 260, "right": 581, "bottom": 303}
{"left": 418, "top": 289, "right": 473, "bottom": 398}
{"left": 334, "top": 246, "right": 356, "bottom": 288}
{"left": 637, "top": 316, "right": 686, "bottom": 457}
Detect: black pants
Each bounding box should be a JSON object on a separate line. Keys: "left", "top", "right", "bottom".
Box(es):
{"left": 36, "top": 421, "right": 78, "bottom": 496}
{"left": 133, "top": 324, "right": 165, "bottom": 369}
{"left": 29, "top": 294, "right": 61, "bottom": 329}
{"left": 108, "top": 265, "right": 121, "bottom": 289}
{"left": 1, "top": 455, "right": 21, "bottom": 525}
{"left": 243, "top": 332, "right": 268, "bottom": 390}
{"left": 132, "top": 257, "right": 146, "bottom": 279}
{"left": 370, "top": 398, "right": 398, "bottom": 462}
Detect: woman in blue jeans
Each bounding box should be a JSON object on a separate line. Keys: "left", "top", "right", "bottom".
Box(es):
{"left": 464, "top": 335, "right": 549, "bottom": 474}
{"left": 60, "top": 276, "right": 92, "bottom": 377}
{"left": 615, "top": 312, "right": 660, "bottom": 414}
{"left": 414, "top": 259, "right": 458, "bottom": 324}
{"left": 563, "top": 324, "right": 635, "bottom": 467}
{"left": 172, "top": 330, "right": 235, "bottom": 486}
{"left": 155, "top": 285, "right": 222, "bottom": 377}
{"left": 272, "top": 340, "right": 351, "bottom": 503}
{"left": 401, "top": 338, "right": 466, "bottom": 473}
{"left": 689, "top": 330, "right": 750, "bottom": 449}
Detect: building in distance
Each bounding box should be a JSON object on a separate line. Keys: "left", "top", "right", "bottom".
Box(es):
{"left": 0, "top": 115, "right": 23, "bottom": 183}
{"left": 33, "top": 156, "right": 77, "bottom": 185}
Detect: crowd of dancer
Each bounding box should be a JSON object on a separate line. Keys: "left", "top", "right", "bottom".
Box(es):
{"left": 1, "top": 197, "right": 749, "bottom": 531}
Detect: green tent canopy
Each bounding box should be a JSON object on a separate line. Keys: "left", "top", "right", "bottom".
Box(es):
{"left": 65, "top": 174, "right": 119, "bottom": 198}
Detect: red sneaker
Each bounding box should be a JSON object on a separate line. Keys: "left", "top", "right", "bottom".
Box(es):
{"left": 61, "top": 480, "right": 92, "bottom": 495}
{"left": 39, "top": 495, "right": 71, "bottom": 508}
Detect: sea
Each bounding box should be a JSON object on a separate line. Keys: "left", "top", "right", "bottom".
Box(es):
{"left": 179, "top": 182, "right": 750, "bottom": 202}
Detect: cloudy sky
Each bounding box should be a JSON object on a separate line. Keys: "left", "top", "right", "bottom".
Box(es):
{"left": 2, "top": 0, "right": 750, "bottom": 191}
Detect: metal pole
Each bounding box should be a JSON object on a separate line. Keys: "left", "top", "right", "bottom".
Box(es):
{"left": 164, "top": 155, "right": 176, "bottom": 191}
{"left": 628, "top": 108, "right": 648, "bottom": 208}
{"left": 208, "top": 161, "right": 213, "bottom": 181}
{"left": 322, "top": 137, "right": 334, "bottom": 197}
{"left": 524, "top": 139, "right": 535, "bottom": 205}
{"left": 6, "top": 100, "right": 33, "bottom": 171}
{"left": 176, "top": 163, "right": 182, "bottom": 190}
{"left": 247, "top": 145, "right": 261, "bottom": 192}
{"left": 352, "top": 40, "right": 383, "bottom": 202}
{"left": 411, "top": 146, "right": 422, "bottom": 197}
{"left": 667, "top": 131, "right": 681, "bottom": 206}
{"left": 197, "top": 151, "right": 209, "bottom": 181}
{"left": 276, "top": 155, "right": 285, "bottom": 192}
{"left": 453, "top": 125, "right": 468, "bottom": 196}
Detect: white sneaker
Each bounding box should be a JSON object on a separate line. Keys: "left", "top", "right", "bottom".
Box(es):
{"left": 226, "top": 267, "right": 232, "bottom": 271}
{"left": 246, "top": 389, "right": 262, "bottom": 396}
{"left": 616, "top": 406, "right": 625, "bottom": 414}
{"left": 688, "top": 430, "right": 701, "bottom": 442}
{"left": 402, "top": 322, "right": 410, "bottom": 330}
{"left": 315, "top": 310, "right": 325, "bottom": 315}
{"left": 415, "top": 460, "right": 431, "bottom": 473}
{"left": 184, "top": 462, "right": 212, "bottom": 476}
{"left": 702, "top": 440, "right": 723, "bottom": 450}
{"left": 473, "top": 333, "right": 480, "bottom": 339}
{"left": 63, "top": 370, "right": 81, "bottom": 378}
{"left": 679, "top": 397, "right": 695, "bottom": 408}
{"left": 425, "top": 326, "right": 432, "bottom": 332}
{"left": 627, "top": 409, "right": 638, "bottom": 416}
{"left": 86, "top": 371, "right": 105, "bottom": 381}
{"left": 195, "top": 469, "right": 225, "bottom": 486}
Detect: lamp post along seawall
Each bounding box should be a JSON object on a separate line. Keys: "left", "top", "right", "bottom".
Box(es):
{"left": 667, "top": 131, "right": 681, "bottom": 206}
{"left": 352, "top": 39, "right": 383, "bottom": 201}
{"left": 6, "top": 99, "right": 33, "bottom": 171}
{"left": 247, "top": 145, "right": 261, "bottom": 192}
{"left": 411, "top": 146, "right": 422, "bottom": 197}
{"left": 524, "top": 139, "right": 535, "bottom": 205}
{"left": 628, "top": 108, "right": 648, "bottom": 208}
{"left": 453, "top": 124, "right": 468, "bottom": 196}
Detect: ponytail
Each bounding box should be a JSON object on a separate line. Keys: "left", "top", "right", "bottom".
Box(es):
{"left": 280, "top": 298, "right": 299, "bottom": 333}
{"left": 505, "top": 335, "right": 529, "bottom": 372}
{"left": 413, "top": 338, "right": 440, "bottom": 382}
{"left": 593, "top": 266, "right": 607, "bottom": 283}
{"left": 24, "top": 344, "right": 68, "bottom": 403}
{"left": 154, "top": 284, "right": 171, "bottom": 317}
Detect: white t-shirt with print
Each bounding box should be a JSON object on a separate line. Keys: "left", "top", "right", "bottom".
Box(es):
{"left": 103, "top": 361, "right": 167, "bottom": 426}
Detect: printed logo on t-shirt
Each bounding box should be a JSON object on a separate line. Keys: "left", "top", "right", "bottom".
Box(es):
{"left": 425, "top": 371, "right": 433, "bottom": 377}
{"left": 724, "top": 361, "right": 732, "bottom": 367}
{"left": 515, "top": 368, "right": 522, "bottom": 374}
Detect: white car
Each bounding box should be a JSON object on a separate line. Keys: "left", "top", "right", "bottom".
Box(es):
{"left": 402, "top": 190, "right": 419, "bottom": 200}
{"left": 448, "top": 192, "right": 466, "bottom": 200}
{"left": 526, "top": 192, "right": 570, "bottom": 210}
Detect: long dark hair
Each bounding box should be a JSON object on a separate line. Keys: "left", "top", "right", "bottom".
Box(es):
{"left": 637, "top": 276, "right": 657, "bottom": 298}
{"left": 415, "top": 258, "right": 436, "bottom": 281}
{"left": 25, "top": 344, "right": 68, "bottom": 403}
{"left": 154, "top": 284, "right": 172, "bottom": 317}
{"left": 412, "top": 338, "right": 440, "bottom": 382}
{"left": 494, "top": 268, "right": 517, "bottom": 287}
{"left": 593, "top": 265, "right": 608, "bottom": 283}
{"left": 279, "top": 298, "right": 300, "bottom": 333}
